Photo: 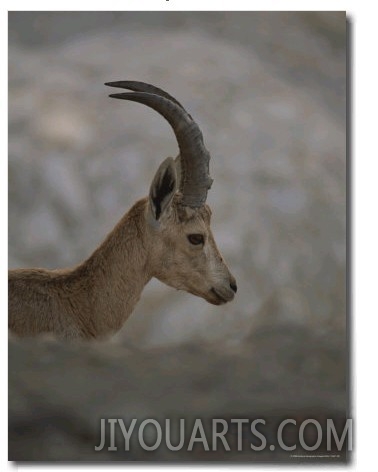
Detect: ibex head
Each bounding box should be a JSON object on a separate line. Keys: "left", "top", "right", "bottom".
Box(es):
{"left": 106, "top": 81, "right": 237, "bottom": 305}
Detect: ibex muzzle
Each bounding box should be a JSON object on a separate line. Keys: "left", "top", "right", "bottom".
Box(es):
{"left": 8, "top": 81, "right": 237, "bottom": 339}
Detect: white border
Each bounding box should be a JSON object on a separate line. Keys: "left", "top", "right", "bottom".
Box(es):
{"left": 3, "top": 0, "right": 365, "bottom": 11}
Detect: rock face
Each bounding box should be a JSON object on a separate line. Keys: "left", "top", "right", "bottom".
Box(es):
{"left": 8, "top": 12, "right": 347, "bottom": 462}
{"left": 9, "top": 325, "right": 347, "bottom": 462}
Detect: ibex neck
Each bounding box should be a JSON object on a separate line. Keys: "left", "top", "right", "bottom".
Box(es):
{"left": 75, "top": 198, "right": 151, "bottom": 337}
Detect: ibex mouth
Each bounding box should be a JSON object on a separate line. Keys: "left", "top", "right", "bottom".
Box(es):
{"left": 209, "top": 288, "right": 232, "bottom": 306}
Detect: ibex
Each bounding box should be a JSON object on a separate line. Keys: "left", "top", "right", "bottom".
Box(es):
{"left": 8, "top": 81, "right": 237, "bottom": 340}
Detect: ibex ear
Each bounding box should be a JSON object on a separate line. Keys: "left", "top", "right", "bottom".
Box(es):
{"left": 149, "top": 157, "right": 177, "bottom": 220}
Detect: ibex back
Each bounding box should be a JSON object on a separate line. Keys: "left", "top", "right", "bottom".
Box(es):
{"left": 8, "top": 81, "right": 237, "bottom": 340}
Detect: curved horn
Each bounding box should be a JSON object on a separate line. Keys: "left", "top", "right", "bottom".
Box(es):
{"left": 105, "top": 80, "right": 191, "bottom": 117}
{"left": 108, "top": 89, "right": 213, "bottom": 207}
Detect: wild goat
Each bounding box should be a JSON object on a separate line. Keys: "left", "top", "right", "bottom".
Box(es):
{"left": 8, "top": 81, "right": 237, "bottom": 339}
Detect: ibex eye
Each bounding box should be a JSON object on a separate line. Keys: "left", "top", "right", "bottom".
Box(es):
{"left": 187, "top": 234, "right": 204, "bottom": 245}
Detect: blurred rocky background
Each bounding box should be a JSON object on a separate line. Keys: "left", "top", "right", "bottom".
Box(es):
{"left": 8, "top": 11, "right": 348, "bottom": 462}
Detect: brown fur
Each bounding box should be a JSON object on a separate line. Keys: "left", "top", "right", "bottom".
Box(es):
{"left": 9, "top": 193, "right": 236, "bottom": 340}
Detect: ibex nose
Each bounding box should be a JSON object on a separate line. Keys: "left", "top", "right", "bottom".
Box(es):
{"left": 230, "top": 278, "right": 237, "bottom": 294}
